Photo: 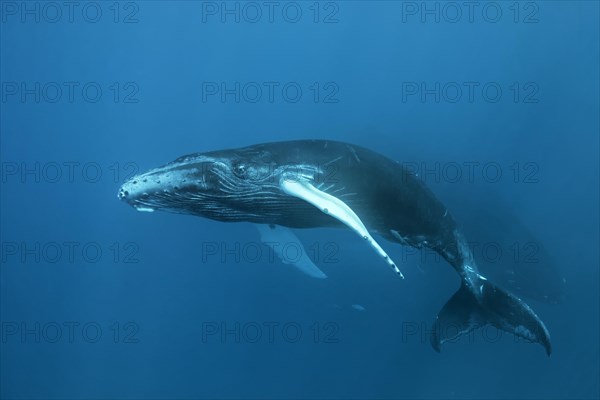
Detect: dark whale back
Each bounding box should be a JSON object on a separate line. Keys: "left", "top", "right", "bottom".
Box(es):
{"left": 225, "top": 140, "right": 460, "bottom": 257}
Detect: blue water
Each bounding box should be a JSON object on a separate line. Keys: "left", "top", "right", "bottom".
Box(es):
{"left": 1, "top": 1, "right": 598, "bottom": 398}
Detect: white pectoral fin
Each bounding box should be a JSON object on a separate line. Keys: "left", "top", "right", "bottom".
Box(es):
{"left": 256, "top": 224, "right": 327, "bottom": 279}
{"left": 280, "top": 178, "right": 404, "bottom": 278}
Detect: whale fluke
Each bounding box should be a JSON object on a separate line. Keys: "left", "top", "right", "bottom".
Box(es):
{"left": 431, "top": 274, "right": 552, "bottom": 356}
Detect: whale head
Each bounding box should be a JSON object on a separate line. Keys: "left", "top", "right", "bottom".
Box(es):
{"left": 117, "top": 148, "right": 317, "bottom": 222}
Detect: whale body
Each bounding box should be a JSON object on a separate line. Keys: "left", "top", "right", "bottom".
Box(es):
{"left": 118, "top": 140, "right": 551, "bottom": 355}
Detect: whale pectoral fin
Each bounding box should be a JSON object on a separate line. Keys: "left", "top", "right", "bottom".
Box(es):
{"left": 280, "top": 178, "right": 404, "bottom": 278}
{"left": 256, "top": 224, "right": 327, "bottom": 279}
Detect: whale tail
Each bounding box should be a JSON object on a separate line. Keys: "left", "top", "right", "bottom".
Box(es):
{"left": 431, "top": 274, "right": 552, "bottom": 355}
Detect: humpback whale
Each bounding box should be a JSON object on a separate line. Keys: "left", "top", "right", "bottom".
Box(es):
{"left": 118, "top": 140, "right": 552, "bottom": 355}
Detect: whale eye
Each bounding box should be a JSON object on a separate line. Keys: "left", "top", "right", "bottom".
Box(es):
{"left": 232, "top": 161, "right": 261, "bottom": 180}
{"left": 232, "top": 162, "right": 247, "bottom": 178}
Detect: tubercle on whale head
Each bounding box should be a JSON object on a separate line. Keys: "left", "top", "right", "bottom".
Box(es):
{"left": 117, "top": 155, "right": 221, "bottom": 212}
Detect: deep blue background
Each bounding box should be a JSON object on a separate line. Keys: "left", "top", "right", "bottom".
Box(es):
{"left": 1, "top": 1, "right": 598, "bottom": 398}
